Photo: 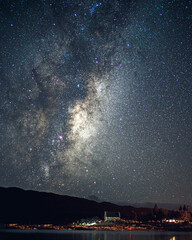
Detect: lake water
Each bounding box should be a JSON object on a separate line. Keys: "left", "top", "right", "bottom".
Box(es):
{"left": 0, "top": 229, "right": 192, "bottom": 240}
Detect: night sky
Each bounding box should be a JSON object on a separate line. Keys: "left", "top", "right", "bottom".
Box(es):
{"left": 0, "top": 0, "right": 192, "bottom": 205}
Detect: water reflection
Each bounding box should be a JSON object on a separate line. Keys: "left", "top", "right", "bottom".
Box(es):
{"left": 0, "top": 230, "right": 192, "bottom": 240}
{"left": 93, "top": 231, "right": 190, "bottom": 240}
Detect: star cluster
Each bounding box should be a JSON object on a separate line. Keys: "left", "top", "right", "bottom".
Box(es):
{"left": 0, "top": 0, "right": 192, "bottom": 205}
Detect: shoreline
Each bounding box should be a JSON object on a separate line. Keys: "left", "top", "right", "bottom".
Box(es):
{"left": 4, "top": 222, "right": 192, "bottom": 232}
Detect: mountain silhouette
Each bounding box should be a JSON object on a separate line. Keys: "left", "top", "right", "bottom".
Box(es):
{"left": 0, "top": 187, "right": 152, "bottom": 224}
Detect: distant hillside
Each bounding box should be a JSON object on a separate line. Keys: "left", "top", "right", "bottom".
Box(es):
{"left": 0, "top": 187, "right": 152, "bottom": 224}
{"left": 116, "top": 202, "right": 181, "bottom": 210}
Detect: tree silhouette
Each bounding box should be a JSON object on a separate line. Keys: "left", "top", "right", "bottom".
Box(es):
{"left": 153, "top": 204, "right": 159, "bottom": 215}
{"left": 179, "top": 205, "right": 182, "bottom": 211}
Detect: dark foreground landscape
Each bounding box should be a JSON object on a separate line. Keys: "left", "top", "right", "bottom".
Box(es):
{"left": 0, "top": 187, "right": 192, "bottom": 232}
{"left": 0, "top": 187, "right": 151, "bottom": 224}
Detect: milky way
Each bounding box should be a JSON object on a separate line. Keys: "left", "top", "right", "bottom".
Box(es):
{"left": 0, "top": 0, "right": 192, "bottom": 205}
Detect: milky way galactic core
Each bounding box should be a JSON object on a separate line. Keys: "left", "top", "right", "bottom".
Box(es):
{"left": 0, "top": 0, "right": 192, "bottom": 204}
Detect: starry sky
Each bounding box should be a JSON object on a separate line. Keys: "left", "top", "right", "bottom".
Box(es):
{"left": 0, "top": 0, "right": 192, "bottom": 205}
